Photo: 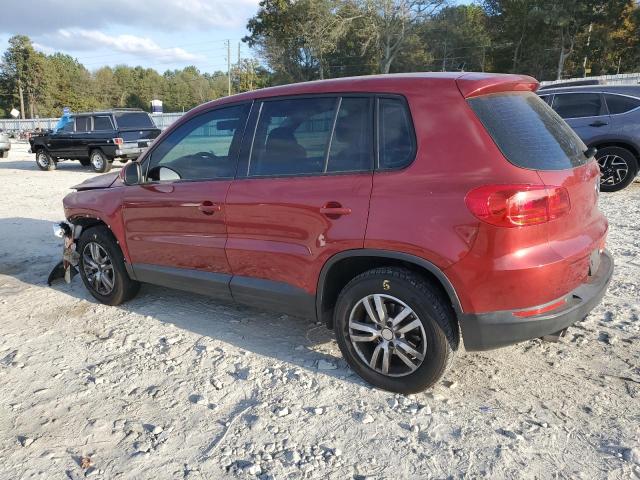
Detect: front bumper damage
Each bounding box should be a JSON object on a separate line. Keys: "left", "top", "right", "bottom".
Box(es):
{"left": 47, "top": 222, "right": 80, "bottom": 285}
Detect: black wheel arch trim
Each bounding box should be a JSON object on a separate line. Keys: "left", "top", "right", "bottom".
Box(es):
{"left": 316, "top": 249, "right": 463, "bottom": 328}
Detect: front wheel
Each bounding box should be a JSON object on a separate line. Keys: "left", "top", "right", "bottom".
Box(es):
{"left": 334, "top": 267, "right": 459, "bottom": 394}
{"left": 78, "top": 226, "right": 140, "bottom": 305}
{"left": 89, "top": 150, "right": 111, "bottom": 173}
{"left": 35, "top": 150, "right": 56, "bottom": 171}
{"left": 1, "top": 150, "right": 8, "bottom": 158}
{"left": 597, "top": 146, "right": 638, "bottom": 192}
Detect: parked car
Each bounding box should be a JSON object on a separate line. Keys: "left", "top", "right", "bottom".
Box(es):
{"left": 60, "top": 73, "right": 612, "bottom": 393}
{"left": 539, "top": 85, "right": 640, "bottom": 192}
{"left": 29, "top": 109, "right": 161, "bottom": 173}
{"left": 0, "top": 130, "right": 10, "bottom": 158}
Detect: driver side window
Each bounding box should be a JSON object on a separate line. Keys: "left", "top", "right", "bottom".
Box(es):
{"left": 147, "top": 104, "right": 249, "bottom": 182}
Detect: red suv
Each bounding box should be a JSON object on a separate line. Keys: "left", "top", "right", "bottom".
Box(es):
{"left": 62, "top": 73, "right": 613, "bottom": 393}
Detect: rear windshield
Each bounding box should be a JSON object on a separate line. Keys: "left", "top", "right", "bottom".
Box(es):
{"left": 114, "top": 112, "right": 155, "bottom": 129}
{"left": 468, "top": 92, "right": 587, "bottom": 170}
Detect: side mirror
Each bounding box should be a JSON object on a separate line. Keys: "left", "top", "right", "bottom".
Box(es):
{"left": 123, "top": 161, "right": 142, "bottom": 185}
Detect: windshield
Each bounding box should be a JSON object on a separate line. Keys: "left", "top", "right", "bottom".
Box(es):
{"left": 468, "top": 91, "right": 587, "bottom": 170}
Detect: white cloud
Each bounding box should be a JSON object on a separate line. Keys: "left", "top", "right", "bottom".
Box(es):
{"left": 56, "top": 29, "right": 205, "bottom": 63}
{"left": 0, "top": 0, "right": 260, "bottom": 34}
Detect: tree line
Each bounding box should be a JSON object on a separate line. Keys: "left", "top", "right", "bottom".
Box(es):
{"left": 1, "top": 0, "right": 639, "bottom": 118}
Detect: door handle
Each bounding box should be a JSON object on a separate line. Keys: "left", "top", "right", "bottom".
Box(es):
{"left": 198, "top": 201, "right": 221, "bottom": 215}
{"left": 589, "top": 121, "right": 608, "bottom": 127}
{"left": 320, "top": 202, "right": 351, "bottom": 217}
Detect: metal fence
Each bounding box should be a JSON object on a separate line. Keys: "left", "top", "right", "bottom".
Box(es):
{"left": 540, "top": 72, "right": 640, "bottom": 87}
{"left": 0, "top": 112, "right": 185, "bottom": 133}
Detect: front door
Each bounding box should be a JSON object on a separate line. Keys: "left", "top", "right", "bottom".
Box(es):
{"left": 225, "top": 96, "right": 374, "bottom": 316}
{"left": 121, "top": 104, "right": 250, "bottom": 299}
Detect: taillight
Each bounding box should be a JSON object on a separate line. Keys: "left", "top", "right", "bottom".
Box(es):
{"left": 465, "top": 184, "right": 570, "bottom": 227}
{"left": 113, "top": 137, "right": 124, "bottom": 146}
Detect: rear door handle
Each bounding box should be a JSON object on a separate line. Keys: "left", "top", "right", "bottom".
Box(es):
{"left": 198, "top": 201, "right": 221, "bottom": 215}
{"left": 320, "top": 202, "right": 351, "bottom": 217}
{"left": 589, "top": 121, "right": 608, "bottom": 127}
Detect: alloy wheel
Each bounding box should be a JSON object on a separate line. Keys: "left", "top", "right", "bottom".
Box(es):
{"left": 598, "top": 154, "right": 629, "bottom": 187}
{"left": 348, "top": 294, "right": 427, "bottom": 377}
{"left": 82, "top": 242, "right": 115, "bottom": 295}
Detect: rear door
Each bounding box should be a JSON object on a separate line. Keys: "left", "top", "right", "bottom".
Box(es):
{"left": 551, "top": 92, "right": 610, "bottom": 144}
{"left": 225, "top": 95, "right": 374, "bottom": 315}
{"left": 121, "top": 104, "right": 250, "bottom": 298}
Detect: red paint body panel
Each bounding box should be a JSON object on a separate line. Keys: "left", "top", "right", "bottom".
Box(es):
{"left": 225, "top": 174, "right": 373, "bottom": 293}
{"left": 120, "top": 181, "right": 232, "bottom": 272}
{"left": 62, "top": 72, "right": 609, "bottom": 324}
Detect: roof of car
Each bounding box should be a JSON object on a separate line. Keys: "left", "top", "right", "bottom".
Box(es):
{"left": 73, "top": 108, "right": 146, "bottom": 117}
{"left": 538, "top": 84, "right": 640, "bottom": 96}
{"left": 187, "top": 72, "right": 538, "bottom": 117}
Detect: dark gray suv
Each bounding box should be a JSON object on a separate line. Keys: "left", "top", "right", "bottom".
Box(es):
{"left": 539, "top": 85, "right": 640, "bottom": 192}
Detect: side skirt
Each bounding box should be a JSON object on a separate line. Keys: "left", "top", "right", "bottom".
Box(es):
{"left": 130, "top": 264, "right": 316, "bottom": 319}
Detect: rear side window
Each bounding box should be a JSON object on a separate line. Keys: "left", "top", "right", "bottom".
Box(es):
{"left": 468, "top": 92, "right": 587, "bottom": 170}
{"left": 604, "top": 94, "right": 640, "bottom": 115}
{"left": 551, "top": 93, "right": 602, "bottom": 118}
{"left": 115, "top": 112, "right": 155, "bottom": 128}
{"left": 327, "top": 97, "right": 372, "bottom": 172}
{"left": 75, "top": 116, "right": 90, "bottom": 132}
{"left": 378, "top": 97, "right": 415, "bottom": 169}
{"left": 93, "top": 115, "right": 114, "bottom": 130}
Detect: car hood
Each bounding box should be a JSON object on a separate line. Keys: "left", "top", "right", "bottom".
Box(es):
{"left": 72, "top": 172, "right": 120, "bottom": 191}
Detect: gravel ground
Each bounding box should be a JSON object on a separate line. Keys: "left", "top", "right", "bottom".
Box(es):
{"left": 0, "top": 143, "right": 639, "bottom": 480}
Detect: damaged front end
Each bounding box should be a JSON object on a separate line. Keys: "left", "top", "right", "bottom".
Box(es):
{"left": 47, "top": 222, "right": 80, "bottom": 285}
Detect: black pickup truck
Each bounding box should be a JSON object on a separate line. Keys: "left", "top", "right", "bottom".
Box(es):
{"left": 29, "top": 109, "right": 161, "bottom": 172}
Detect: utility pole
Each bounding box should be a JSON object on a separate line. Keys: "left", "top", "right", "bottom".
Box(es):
{"left": 481, "top": 45, "right": 486, "bottom": 72}
{"left": 238, "top": 42, "right": 241, "bottom": 65}
{"left": 582, "top": 23, "right": 593, "bottom": 78}
{"left": 226, "top": 40, "right": 231, "bottom": 96}
{"left": 442, "top": 40, "right": 447, "bottom": 72}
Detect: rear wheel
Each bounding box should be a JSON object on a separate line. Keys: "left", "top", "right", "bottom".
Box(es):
{"left": 334, "top": 267, "right": 458, "bottom": 393}
{"left": 79, "top": 158, "right": 91, "bottom": 167}
{"left": 596, "top": 146, "right": 638, "bottom": 192}
{"left": 90, "top": 149, "right": 111, "bottom": 173}
{"left": 78, "top": 226, "right": 140, "bottom": 305}
{"left": 1, "top": 150, "right": 8, "bottom": 158}
{"left": 35, "top": 149, "right": 56, "bottom": 171}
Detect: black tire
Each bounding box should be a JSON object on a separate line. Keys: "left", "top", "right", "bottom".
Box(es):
{"left": 334, "top": 267, "right": 458, "bottom": 394}
{"left": 35, "top": 149, "right": 56, "bottom": 171}
{"left": 89, "top": 149, "right": 111, "bottom": 173}
{"left": 1, "top": 150, "right": 8, "bottom": 159}
{"left": 77, "top": 225, "right": 140, "bottom": 305}
{"left": 596, "top": 146, "right": 638, "bottom": 192}
{"left": 79, "top": 158, "right": 91, "bottom": 167}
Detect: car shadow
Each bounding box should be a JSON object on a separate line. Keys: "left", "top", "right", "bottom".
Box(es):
{"left": 0, "top": 158, "right": 124, "bottom": 172}
{"left": 0, "top": 217, "right": 362, "bottom": 387}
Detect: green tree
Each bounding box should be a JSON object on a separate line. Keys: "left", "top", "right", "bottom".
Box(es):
{"left": 0, "top": 35, "right": 43, "bottom": 118}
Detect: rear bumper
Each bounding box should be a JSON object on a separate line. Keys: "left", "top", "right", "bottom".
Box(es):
{"left": 115, "top": 142, "right": 147, "bottom": 159}
{"left": 460, "top": 249, "right": 613, "bottom": 351}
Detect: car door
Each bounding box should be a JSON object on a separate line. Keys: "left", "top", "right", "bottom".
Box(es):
{"left": 48, "top": 118, "right": 75, "bottom": 156}
{"left": 551, "top": 92, "right": 610, "bottom": 144}
{"left": 72, "top": 115, "right": 91, "bottom": 159}
{"left": 120, "top": 103, "right": 250, "bottom": 299}
{"left": 225, "top": 96, "right": 374, "bottom": 316}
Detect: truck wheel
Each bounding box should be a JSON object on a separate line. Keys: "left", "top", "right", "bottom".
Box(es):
{"left": 90, "top": 150, "right": 111, "bottom": 173}
{"left": 79, "top": 158, "right": 91, "bottom": 167}
{"left": 35, "top": 150, "right": 56, "bottom": 171}
{"left": 77, "top": 225, "right": 140, "bottom": 305}
{"left": 333, "top": 267, "right": 459, "bottom": 393}
{"left": 1, "top": 150, "right": 8, "bottom": 159}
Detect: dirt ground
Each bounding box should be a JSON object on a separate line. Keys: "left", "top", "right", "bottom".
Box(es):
{"left": 0, "top": 142, "right": 639, "bottom": 480}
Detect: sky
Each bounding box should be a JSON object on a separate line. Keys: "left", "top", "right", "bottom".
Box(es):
{"left": 0, "top": 0, "right": 473, "bottom": 74}
{"left": 0, "top": 0, "right": 262, "bottom": 73}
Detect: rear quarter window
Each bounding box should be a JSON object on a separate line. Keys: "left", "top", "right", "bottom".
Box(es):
{"left": 468, "top": 92, "right": 587, "bottom": 171}
{"left": 115, "top": 112, "right": 155, "bottom": 129}
{"left": 604, "top": 94, "right": 640, "bottom": 115}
